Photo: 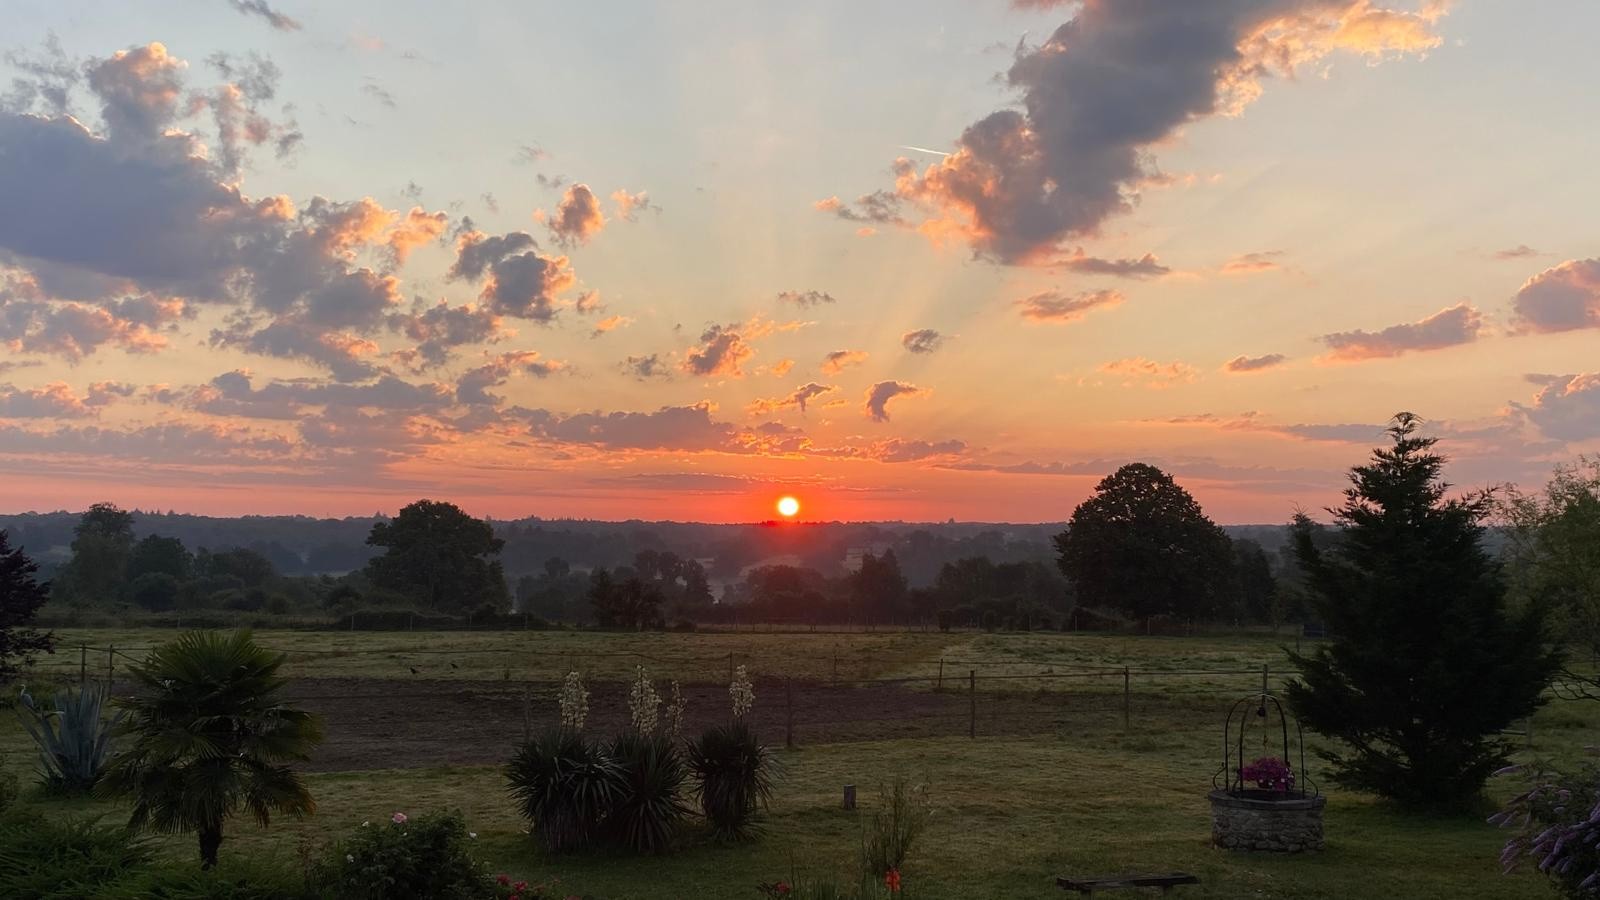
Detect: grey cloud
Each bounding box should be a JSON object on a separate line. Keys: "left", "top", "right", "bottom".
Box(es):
{"left": 901, "top": 329, "right": 943, "bottom": 354}
{"left": 1223, "top": 353, "right": 1287, "bottom": 373}
{"left": 228, "top": 0, "right": 303, "bottom": 31}
{"left": 864, "top": 380, "right": 921, "bottom": 422}
{"left": 1511, "top": 258, "right": 1600, "bottom": 334}
{"left": 1320, "top": 303, "right": 1484, "bottom": 361}
{"left": 682, "top": 324, "right": 752, "bottom": 377}
{"left": 1015, "top": 288, "right": 1122, "bottom": 323}
{"left": 776, "top": 290, "right": 836, "bottom": 308}
{"left": 1058, "top": 250, "right": 1169, "bottom": 279}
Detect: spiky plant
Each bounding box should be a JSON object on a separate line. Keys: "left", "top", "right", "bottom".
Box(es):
{"left": 97, "top": 630, "right": 322, "bottom": 868}
{"left": 16, "top": 683, "right": 123, "bottom": 794}
{"left": 505, "top": 728, "right": 623, "bottom": 853}
{"left": 607, "top": 732, "right": 690, "bottom": 854}
{"left": 686, "top": 720, "right": 774, "bottom": 840}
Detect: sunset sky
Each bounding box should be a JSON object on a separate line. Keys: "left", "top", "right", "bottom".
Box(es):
{"left": 1, "top": 0, "right": 1597, "bottom": 523}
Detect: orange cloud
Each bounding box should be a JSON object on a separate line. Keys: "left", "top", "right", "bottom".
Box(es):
{"left": 821, "top": 349, "right": 868, "bottom": 374}
{"left": 1320, "top": 302, "right": 1484, "bottom": 361}
{"left": 1015, "top": 289, "right": 1123, "bottom": 323}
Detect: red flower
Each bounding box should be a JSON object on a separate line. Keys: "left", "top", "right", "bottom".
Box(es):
{"left": 513, "top": 882, "right": 528, "bottom": 892}
{"left": 496, "top": 875, "right": 511, "bottom": 886}
{"left": 776, "top": 882, "right": 792, "bottom": 895}
{"left": 885, "top": 868, "right": 902, "bottom": 893}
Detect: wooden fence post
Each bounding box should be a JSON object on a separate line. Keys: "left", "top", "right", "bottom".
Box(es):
{"left": 969, "top": 670, "right": 976, "bottom": 739}
{"left": 937, "top": 658, "right": 944, "bottom": 692}
{"left": 1261, "top": 663, "right": 1269, "bottom": 697}
{"left": 785, "top": 677, "right": 795, "bottom": 749}
{"left": 106, "top": 644, "right": 115, "bottom": 690}
{"left": 79, "top": 644, "right": 87, "bottom": 687}
{"left": 1122, "top": 666, "right": 1130, "bottom": 731}
{"left": 522, "top": 687, "right": 531, "bottom": 744}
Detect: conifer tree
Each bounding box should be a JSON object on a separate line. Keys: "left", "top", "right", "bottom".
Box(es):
{"left": 1286, "top": 413, "right": 1558, "bottom": 807}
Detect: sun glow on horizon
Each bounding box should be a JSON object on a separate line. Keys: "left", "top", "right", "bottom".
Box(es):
{"left": 776, "top": 495, "right": 800, "bottom": 518}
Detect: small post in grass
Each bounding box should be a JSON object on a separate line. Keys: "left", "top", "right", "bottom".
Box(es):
{"left": 969, "top": 669, "right": 976, "bottom": 739}
{"left": 106, "top": 644, "right": 115, "bottom": 690}
{"left": 79, "top": 643, "right": 86, "bottom": 687}
{"left": 843, "top": 784, "right": 856, "bottom": 811}
{"left": 521, "top": 687, "right": 531, "bottom": 744}
{"left": 785, "top": 677, "right": 795, "bottom": 749}
{"left": 1261, "top": 662, "right": 1269, "bottom": 697}
{"left": 937, "top": 658, "right": 944, "bottom": 692}
{"left": 1122, "top": 666, "right": 1131, "bottom": 731}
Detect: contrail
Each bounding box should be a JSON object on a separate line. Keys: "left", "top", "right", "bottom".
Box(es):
{"left": 899, "top": 144, "right": 952, "bottom": 157}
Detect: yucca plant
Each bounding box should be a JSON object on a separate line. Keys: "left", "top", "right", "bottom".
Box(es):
{"left": 607, "top": 732, "right": 690, "bottom": 854}
{"left": 505, "top": 728, "right": 623, "bottom": 853}
{"left": 16, "top": 683, "right": 123, "bottom": 794}
{"left": 860, "top": 778, "right": 930, "bottom": 879}
{"left": 686, "top": 720, "right": 774, "bottom": 840}
{"left": 97, "top": 630, "right": 323, "bottom": 869}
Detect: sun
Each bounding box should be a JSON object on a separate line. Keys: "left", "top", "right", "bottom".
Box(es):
{"left": 776, "top": 495, "right": 800, "bottom": 518}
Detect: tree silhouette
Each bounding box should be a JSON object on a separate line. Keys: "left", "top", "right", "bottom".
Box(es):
{"left": 1054, "top": 463, "right": 1235, "bottom": 622}
{"left": 365, "top": 499, "right": 508, "bottom": 612}
{"left": 0, "top": 530, "right": 55, "bottom": 682}
{"left": 1286, "top": 413, "right": 1559, "bottom": 806}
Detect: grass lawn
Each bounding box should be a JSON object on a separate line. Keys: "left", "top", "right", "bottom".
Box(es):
{"left": 3, "top": 627, "right": 1589, "bottom": 898}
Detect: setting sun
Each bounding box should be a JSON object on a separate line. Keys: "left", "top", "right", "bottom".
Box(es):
{"left": 776, "top": 496, "right": 800, "bottom": 518}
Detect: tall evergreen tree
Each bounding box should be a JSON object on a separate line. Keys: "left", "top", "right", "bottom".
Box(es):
{"left": 1285, "top": 413, "right": 1559, "bottom": 807}
{"left": 56, "top": 502, "right": 135, "bottom": 604}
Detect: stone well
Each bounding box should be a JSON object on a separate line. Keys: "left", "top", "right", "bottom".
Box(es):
{"left": 1208, "top": 789, "right": 1325, "bottom": 852}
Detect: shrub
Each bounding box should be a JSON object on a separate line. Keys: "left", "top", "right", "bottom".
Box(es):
{"left": 506, "top": 728, "right": 623, "bottom": 853}
{"left": 607, "top": 732, "right": 690, "bottom": 854}
{"left": 935, "top": 610, "right": 953, "bottom": 633}
{"left": 0, "top": 808, "right": 152, "bottom": 899}
{"left": 313, "top": 810, "right": 496, "bottom": 900}
{"left": 16, "top": 683, "right": 123, "bottom": 794}
{"left": 860, "top": 778, "right": 930, "bottom": 879}
{"left": 686, "top": 720, "right": 774, "bottom": 840}
{"left": 1493, "top": 763, "right": 1600, "bottom": 898}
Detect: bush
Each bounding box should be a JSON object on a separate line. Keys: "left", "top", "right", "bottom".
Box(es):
{"left": 506, "top": 729, "right": 624, "bottom": 853}
{"left": 0, "top": 808, "right": 152, "bottom": 899}
{"left": 686, "top": 721, "right": 774, "bottom": 840}
{"left": 860, "top": 778, "right": 930, "bottom": 880}
{"left": 1493, "top": 763, "right": 1600, "bottom": 898}
{"left": 935, "top": 610, "right": 953, "bottom": 633}
{"left": 606, "top": 733, "right": 690, "bottom": 854}
{"left": 313, "top": 810, "right": 497, "bottom": 900}
{"left": 0, "top": 807, "right": 303, "bottom": 900}
{"left": 16, "top": 684, "right": 123, "bottom": 794}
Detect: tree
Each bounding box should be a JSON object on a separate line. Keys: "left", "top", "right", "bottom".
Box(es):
{"left": 127, "top": 534, "right": 193, "bottom": 582}
{"left": 0, "top": 530, "right": 55, "bottom": 682}
{"left": 1499, "top": 457, "right": 1600, "bottom": 665}
{"left": 1232, "top": 539, "right": 1278, "bottom": 625}
{"left": 196, "top": 546, "right": 276, "bottom": 587}
{"left": 852, "top": 550, "right": 908, "bottom": 624}
{"left": 588, "top": 569, "right": 663, "bottom": 630}
{"left": 128, "top": 572, "right": 181, "bottom": 612}
{"left": 544, "top": 556, "right": 571, "bottom": 581}
{"left": 56, "top": 502, "right": 135, "bottom": 604}
{"left": 1054, "top": 463, "right": 1235, "bottom": 621}
{"left": 100, "top": 630, "right": 322, "bottom": 867}
{"left": 1285, "top": 413, "right": 1559, "bottom": 807}
{"left": 364, "top": 500, "right": 508, "bottom": 612}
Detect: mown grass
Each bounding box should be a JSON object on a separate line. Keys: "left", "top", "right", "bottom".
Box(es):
{"left": 4, "top": 627, "right": 1593, "bottom": 899}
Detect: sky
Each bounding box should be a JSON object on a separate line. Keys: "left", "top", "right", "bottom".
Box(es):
{"left": 0, "top": 0, "right": 1597, "bottom": 524}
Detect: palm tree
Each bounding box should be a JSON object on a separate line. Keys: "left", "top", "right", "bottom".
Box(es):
{"left": 98, "top": 630, "right": 323, "bottom": 868}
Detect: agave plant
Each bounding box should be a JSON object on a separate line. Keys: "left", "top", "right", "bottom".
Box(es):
{"left": 506, "top": 728, "right": 624, "bottom": 853}
{"left": 16, "top": 683, "right": 123, "bottom": 794}
{"left": 686, "top": 720, "right": 774, "bottom": 840}
{"left": 607, "top": 732, "right": 690, "bottom": 854}
{"left": 97, "top": 630, "right": 322, "bottom": 869}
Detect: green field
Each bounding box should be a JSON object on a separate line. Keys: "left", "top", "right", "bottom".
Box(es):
{"left": 3, "top": 628, "right": 1585, "bottom": 899}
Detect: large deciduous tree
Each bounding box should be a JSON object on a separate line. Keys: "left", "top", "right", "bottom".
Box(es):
{"left": 364, "top": 499, "right": 509, "bottom": 612}
{"left": 0, "top": 530, "right": 55, "bottom": 682}
{"left": 1499, "top": 457, "right": 1600, "bottom": 665}
{"left": 55, "top": 502, "right": 135, "bottom": 604}
{"left": 1054, "top": 463, "right": 1235, "bottom": 622}
{"left": 1286, "top": 413, "right": 1559, "bottom": 807}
